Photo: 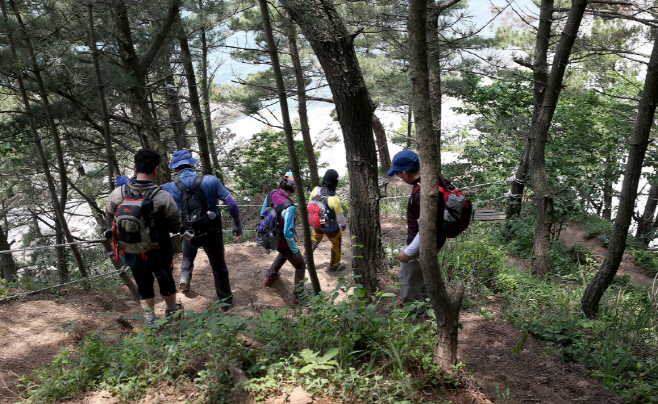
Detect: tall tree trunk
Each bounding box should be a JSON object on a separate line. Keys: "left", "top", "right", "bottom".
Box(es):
{"left": 164, "top": 70, "right": 190, "bottom": 150}
{"left": 406, "top": 108, "right": 413, "bottom": 149}
{"left": 112, "top": 0, "right": 181, "bottom": 183}
{"left": 7, "top": 0, "right": 87, "bottom": 278}
{"left": 372, "top": 114, "right": 392, "bottom": 174}
{"left": 529, "top": 0, "right": 587, "bottom": 275}
{"left": 427, "top": 2, "right": 443, "bottom": 173}
{"left": 507, "top": 145, "right": 529, "bottom": 218}
{"left": 287, "top": 17, "right": 319, "bottom": 188}
{"left": 87, "top": 4, "right": 116, "bottom": 192}
{"left": 635, "top": 179, "right": 658, "bottom": 246}
{"left": 409, "top": 0, "right": 463, "bottom": 370}
{"left": 582, "top": 34, "right": 658, "bottom": 318}
{"left": 283, "top": 0, "right": 386, "bottom": 294}
{"left": 0, "top": 220, "right": 17, "bottom": 281}
{"left": 602, "top": 179, "right": 613, "bottom": 220}
{"left": 199, "top": 24, "right": 221, "bottom": 173}
{"left": 258, "top": 0, "right": 320, "bottom": 295}
{"left": 53, "top": 217, "right": 68, "bottom": 283}
{"left": 176, "top": 13, "right": 212, "bottom": 174}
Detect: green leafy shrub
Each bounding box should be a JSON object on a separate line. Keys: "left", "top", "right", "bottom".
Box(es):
{"left": 584, "top": 216, "right": 614, "bottom": 245}
{"left": 627, "top": 247, "right": 658, "bottom": 277}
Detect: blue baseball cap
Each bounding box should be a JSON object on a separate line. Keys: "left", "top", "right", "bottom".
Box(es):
{"left": 168, "top": 150, "right": 199, "bottom": 169}
{"left": 387, "top": 150, "right": 420, "bottom": 177}
{"left": 284, "top": 171, "right": 295, "bottom": 185}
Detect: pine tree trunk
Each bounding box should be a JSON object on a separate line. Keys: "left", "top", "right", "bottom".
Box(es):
{"left": 372, "top": 114, "right": 392, "bottom": 174}
{"left": 199, "top": 25, "right": 221, "bottom": 173}
{"left": 7, "top": 0, "right": 87, "bottom": 278}
{"left": 427, "top": 3, "right": 442, "bottom": 173}
{"left": 0, "top": 219, "right": 17, "bottom": 281}
{"left": 409, "top": 0, "right": 464, "bottom": 370}
{"left": 164, "top": 70, "right": 190, "bottom": 150}
{"left": 582, "top": 33, "right": 658, "bottom": 318}
{"left": 529, "top": 0, "right": 587, "bottom": 275}
{"left": 283, "top": 0, "right": 386, "bottom": 294}
{"left": 634, "top": 178, "right": 658, "bottom": 246}
{"left": 176, "top": 13, "right": 212, "bottom": 175}
{"left": 287, "top": 18, "right": 320, "bottom": 187}
{"left": 507, "top": 143, "right": 529, "bottom": 218}
{"left": 258, "top": 0, "right": 320, "bottom": 294}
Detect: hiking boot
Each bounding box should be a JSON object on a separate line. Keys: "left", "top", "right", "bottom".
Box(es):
{"left": 263, "top": 272, "right": 281, "bottom": 287}
{"left": 145, "top": 312, "right": 159, "bottom": 325}
{"left": 179, "top": 280, "right": 190, "bottom": 292}
{"left": 165, "top": 303, "right": 184, "bottom": 318}
{"left": 328, "top": 263, "right": 346, "bottom": 272}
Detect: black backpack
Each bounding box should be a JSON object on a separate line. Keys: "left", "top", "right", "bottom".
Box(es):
{"left": 113, "top": 185, "right": 160, "bottom": 255}
{"left": 255, "top": 191, "right": 293, "bottom": 253}
{"left": 176, "top": 176, "right": 217, "bottom": 238}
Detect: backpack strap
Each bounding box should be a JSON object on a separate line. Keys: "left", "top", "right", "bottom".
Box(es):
{"left": 275, "top": 201, "right": 293, "bottom": 215}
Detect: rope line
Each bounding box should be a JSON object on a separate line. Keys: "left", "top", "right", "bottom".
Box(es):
{"left": 0, "top": 238, "right": 106, "bottom": 255}
{"left": 0, "top": 266, "right": 129, "bottom": 303}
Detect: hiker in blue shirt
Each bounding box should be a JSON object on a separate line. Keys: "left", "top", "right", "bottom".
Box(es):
{"left": 116, "top": 150, "right": 242, "bottom": 310}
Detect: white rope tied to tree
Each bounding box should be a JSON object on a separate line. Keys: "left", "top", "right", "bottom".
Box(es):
{"left": 0, "top": 238, "right": 107, "bottom": 255}
{"left": 0, "top": 266, "right": 129, "bottom": 303}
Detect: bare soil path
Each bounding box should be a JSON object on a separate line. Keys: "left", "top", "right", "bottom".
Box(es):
{"left": 0, "top": 221, "right": 636, "bottom": 404}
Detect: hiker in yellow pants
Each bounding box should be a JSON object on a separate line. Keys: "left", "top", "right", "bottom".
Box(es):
{"left": 308, "top": 169, "right": 346, "bottom": 272}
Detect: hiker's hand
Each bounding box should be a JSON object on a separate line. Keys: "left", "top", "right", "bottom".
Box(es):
{"left": 232, "top": 225, "right": 243, "bottom": 239}
{"left": 399, "top": 250, "right": 411, "bottom": 263}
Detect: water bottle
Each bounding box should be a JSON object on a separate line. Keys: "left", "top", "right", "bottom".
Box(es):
{"left": 207, "top": 211, "right": 217, "bottom": 220}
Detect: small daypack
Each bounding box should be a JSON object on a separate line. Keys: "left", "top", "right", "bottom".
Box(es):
{"left": 176, "top": 176, "right": 216, "bottom": 238}
{"left": 255, "top": 191, "right": 293, "bottom": 253}
{"left": 307, "top": 187, "right": 333, "bottom": 229}
{"left": 113, "top": 185, "right": 160, "bottom": 256}
{"left": 413, "top": 174, "right": 472, "bottom": 239}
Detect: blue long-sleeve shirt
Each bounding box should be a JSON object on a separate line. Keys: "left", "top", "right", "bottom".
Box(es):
{"left": 117, "top": 169, "right": 241, "bottom": 227}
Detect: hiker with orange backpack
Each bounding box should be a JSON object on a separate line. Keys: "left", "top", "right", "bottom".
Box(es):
{"left": 105, "top": 149, "right": 182, "bottom": 324}
{"left": 307, "top": 169, "right": 347, "bottom": 272}
{"left": 259, "top": 172, "right": 306, "bottom": 307}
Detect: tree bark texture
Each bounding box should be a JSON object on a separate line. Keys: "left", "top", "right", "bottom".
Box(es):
{"left": 199, "top": 26, "right": 221, "bottom": 173}
{"left": 164, "top": 70, "right": 190, "bottom": 150}
{"left": 529, "top": 0, "right": 587, "bottom": 275}
{"left": 176, "top": 13, "right": 212, "bottom": 175}
{"left": 427, "top": 2, "right": 442, "bottom": 173}
{"left": 582, "top": 33, "right": 658, "bottom": 318}
{"left": 634, "top": 178, "right": 658, "bottom": 246}
{"left": 0, "top": 222, "right": 17, "bottom": 281}
{"left": 282, "top": 0, "right": 385, "bottom": 294}
{"left": 508, "top": 0, "right": 553, "bottom": 219}
{"left": 283, "top": 0, "right": 386, "bottom": 294}
{"left": 287, "top": 18, "right": 320, "bottom": 187}
{"left": 112, "top": 0, "right": 181, "bottom": 183}
{"left": 409, "top": 0, "right": 463, "bottom": 370}
{"left": 372, "top": 114, "right": 392, "bottom": 174}
{"left": 258, "top": 0, "right": 320, "bottom": 295}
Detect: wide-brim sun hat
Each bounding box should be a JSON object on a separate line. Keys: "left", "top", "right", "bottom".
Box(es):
{"left": 168, "top": 150, "right": 199, "bottom": 169}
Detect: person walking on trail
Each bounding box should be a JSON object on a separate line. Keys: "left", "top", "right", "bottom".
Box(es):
{"left": 307, "top": 169, "right": 347, "bottom": 272}
{"left": 261, "top": 172, "right": 306, "bottom": 307}
{"left": 105, "top": 149, "right": 182, "bottom": 325}
{"left": 387, "top": 150, "right": 446, "bottom": 307}
{"left": 114, "top": 150, "right": 242, "bottom": 310}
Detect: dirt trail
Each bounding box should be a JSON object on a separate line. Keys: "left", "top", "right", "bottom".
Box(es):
{"left": 0, "top": 222, "right": 633, "bottom": 404}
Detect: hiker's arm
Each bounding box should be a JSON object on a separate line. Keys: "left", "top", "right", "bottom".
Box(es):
{"left": 162, "top": 194, "right": 182, "bottom": 234}
{"left": 224, "top": 195, "right": 241, "bottom": 227}
{"left": 282, "top": 206, "right": 299, "bottom": 254}
{"left": 403, "top": 233, "right": 420, "bottom": 257}
{"left": 336, "top": 213, "right": 346, "bottom": 230}
{"left": 260, "top": 198, "right": 268, "bottom": 215}
{"left": 105, "top": 188, "right": 120, "bottom": 228}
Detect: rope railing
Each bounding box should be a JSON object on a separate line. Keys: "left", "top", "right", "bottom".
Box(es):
{"left": 0, "top": 266, "right": 129, "bottom": 303}
{"left": 0, "top": 238, "right": 106, "bottom": 255}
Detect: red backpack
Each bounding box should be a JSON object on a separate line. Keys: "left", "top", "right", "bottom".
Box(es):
{"left": 307, "top": 187, "right": 332, "bottom": 229}
{"left": 412, "top": 174, "right": 471, "bottom": 239}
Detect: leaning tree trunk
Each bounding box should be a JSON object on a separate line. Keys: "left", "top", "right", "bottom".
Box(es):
{"left": 602, "top": 179, "right": 613, "bottom": 220}
{"left": 582, "top": 33, "right": 658, "bottom": 318}
{"left": 635, "top": 175, "right": 658, "bottom": 246}
{"left": 0, "top": 220, "right": 17, "bottom": 281}
{"left": 283, "top": 0, "right": 386, "bottom": 294}
{"left": 529, "top": 0, "right": 587, "bottom": 275}
{"left": 113, "top": 0, "right": 181, "bottom": 183}
{"left": 7, "top": 0, "right": 88, "bottom": 278}
{"left": 508, "top": 0, "right": 553, "bottom": 219}
{"left": 176, "top": 13, "right": 212, "bottom": 175}
{"left": 372, "top": 114, "right": 392, "bottom": 174}
{"left": 87, "top": 4, "right": 116, "bottom": 192}
{"left": 287, "top": 17, "right": 320, "bottom": 188}
{"left": 409, "top": 0, "right": 464, "bottom": 370}
{"left": 258, "top": 0, "right": 320, "bottom": 295}
{"left": 199, "top": 24, "right": 221, "bottom": 173}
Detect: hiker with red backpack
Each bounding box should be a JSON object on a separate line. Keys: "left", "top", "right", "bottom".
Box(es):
{"left": 114, "top": 150, "right": 243, "bottom": 311}
{"left": 105, "top": 149, "right": 182, "bottom": 324}
{"left": 387, "top": 150, "right": 471, "bottom": 307}
{"left": 307, "top": 169, "right": 347, "bottom": 272}
{"left": 259, "top": 172, "right": 306, "bottom": 307}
